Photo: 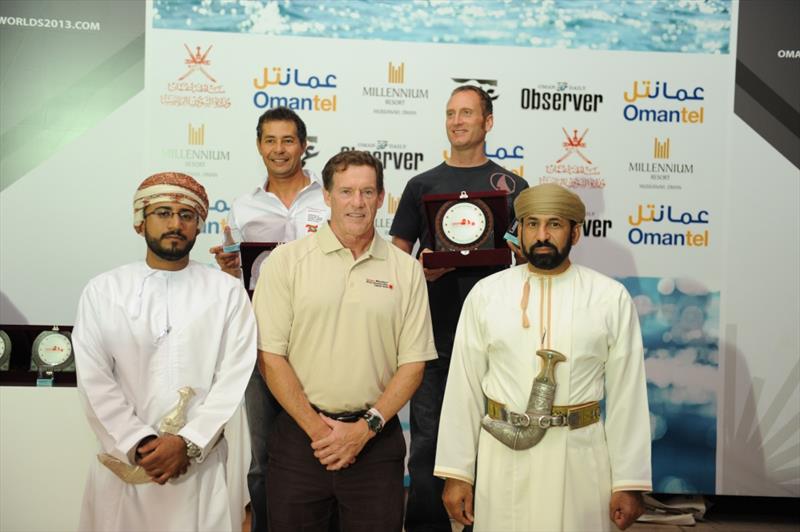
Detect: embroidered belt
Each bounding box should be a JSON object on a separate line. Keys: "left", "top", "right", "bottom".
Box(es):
{"left": 486, "top": 398, "right": 600, "bottom": 430}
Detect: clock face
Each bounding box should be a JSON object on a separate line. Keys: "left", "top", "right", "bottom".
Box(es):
{"left": 34, "top": 332, "right": 73, "bottom": 367}
{"left": 442, "top": 202, "right": 487, "bottom": 245}
{"left": 435, "top": 199, "right": 494, "bottom": 251}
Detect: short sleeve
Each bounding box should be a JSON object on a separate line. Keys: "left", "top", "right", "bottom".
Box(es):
{"left": 252, "top": 245, "right": 294, "bottom": 355}
{"left": 397, "top": 259, "right": 437, "bottom": 365}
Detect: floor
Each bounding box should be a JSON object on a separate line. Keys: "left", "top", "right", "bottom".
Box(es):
{"left": 630, "top": 495, "right": 799, "bottom": 532}
{"left": 631, "top": 516, "right": 799, "bottom": 531}
{"left": 631, "top": 515, "right": 800, "bottom": 532}
{"left": 242, "top": 495, "right": 800, "bottom": 531}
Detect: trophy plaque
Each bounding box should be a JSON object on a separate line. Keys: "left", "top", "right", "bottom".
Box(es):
{"left": 0, "top": 325, "right": 77, "bottom": 386}
{"left": 31, "top": 326, "right": 75, "bottom": 385}
{"left": 0, "top": 330, "right": 11, "bottom": 371}
{"left": 422, "top": 190, "right": 512, "bottom": 269}
{"left": 240, "top": 242, "right": 281, "bottom": 297}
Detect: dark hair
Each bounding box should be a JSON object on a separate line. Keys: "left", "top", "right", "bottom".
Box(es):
{"left": 322, "top": 151, "right": 384, "bottom": 193}
{"left": 450, "top": 85, "right": 493, "bottom": 117}
{"left": 255, "top": 107, "right": 307, "bottom": 144}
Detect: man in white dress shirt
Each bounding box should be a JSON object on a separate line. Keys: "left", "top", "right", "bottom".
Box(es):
{"left": 211, "top": 107, "right": 328, "bottom": 286}
{"left": 435, "top": 183, "right": 651, "bottom": 531}
{"left": 74, "top": 172, "right": 256, "bottom": 531}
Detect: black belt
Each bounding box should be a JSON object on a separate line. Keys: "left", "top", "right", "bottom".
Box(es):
{"left": 312, "top": 405, "right": 367, "bottom": 423}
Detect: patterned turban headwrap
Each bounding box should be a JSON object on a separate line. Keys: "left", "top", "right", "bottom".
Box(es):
{"left": 513, "top": 183, "right": 586, "bottom": 223}
{"left": 133, "top": 172, "right": 209, "bottom": 233}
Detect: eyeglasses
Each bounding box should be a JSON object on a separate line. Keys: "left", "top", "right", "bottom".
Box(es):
{"left": 145, "top": 207, "right": 198, "bottom": 223}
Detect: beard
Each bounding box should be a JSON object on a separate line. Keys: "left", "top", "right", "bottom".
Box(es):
{"left": 145, "top": 230, "right": 196, "bottom": 261}
{"left": 522, "top": 239, "right": 572, "bottom": 270}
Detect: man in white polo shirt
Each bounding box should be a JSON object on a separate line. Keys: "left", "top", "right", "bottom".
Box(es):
{"left": 253, "top": 150, "right": 437, "bottom": 531}
{"left": 210, "top": 107, "right": 329, "bottom": 532}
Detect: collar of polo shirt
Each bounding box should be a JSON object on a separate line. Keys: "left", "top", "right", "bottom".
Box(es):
{"left": 317, "top": 222, "right": 388, "bottom": 260}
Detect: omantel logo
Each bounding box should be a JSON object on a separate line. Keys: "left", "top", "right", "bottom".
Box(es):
{"left": 252, "top": 64, "right": 338, "bottom": 112}
{"left": 161, "top": 44, "right": 230, "bottom": 109}
{"left": 203, "top": 197, "right": 232, "bottom": 235}
{"left": 303, "top": 136, "right": 319, "bottom": 165}
{"left": 627, "top": 203, "right": 710, "bottom": 247}
{"left": 442, "top": 140, "right": 523, "bottom": 177}
{"left": 539, "top": 128, "right": 604, "bottom": 189}
{"left": 623, "top": 80, "right": 705, "bottom": 124}
{"left": 486, "top": 142, "right": 524, "bottom": 178}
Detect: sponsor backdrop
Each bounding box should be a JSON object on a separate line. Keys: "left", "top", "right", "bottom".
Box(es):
{"left": 144, "top": 1, "right": 732, "bottom": 496}
{"left": 1, "top": 2, "right": 798, "bottom": 529}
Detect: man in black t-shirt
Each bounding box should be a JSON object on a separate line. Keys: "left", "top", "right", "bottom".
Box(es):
{"left": 390, "top": 85, "right": 528, "bottom": 532}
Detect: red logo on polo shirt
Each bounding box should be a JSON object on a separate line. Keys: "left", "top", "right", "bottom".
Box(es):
{"left": 366, "top": 278, "right": 394, "bottom": 290}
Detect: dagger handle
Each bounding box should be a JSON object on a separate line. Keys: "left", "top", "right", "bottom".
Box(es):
{"left": 534, "top": 349, "right": 567, "bottom": 386}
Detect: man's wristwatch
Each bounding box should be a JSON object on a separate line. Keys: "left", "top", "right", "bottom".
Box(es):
{"left": 181, "top": 437, "right": 201, "bottom": 460}
{"left": 363, "top": 408, "right": 384, "bottom": 434}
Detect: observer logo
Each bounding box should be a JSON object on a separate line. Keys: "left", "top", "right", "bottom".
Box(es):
{"left": 581, "top": 219, "right": 612, "bottom": 238}
{"left": 521, "top": 82, "right": 602, "bottom": 112}
{"left": 340, "top": 141, "right": 424, "bottom": 171}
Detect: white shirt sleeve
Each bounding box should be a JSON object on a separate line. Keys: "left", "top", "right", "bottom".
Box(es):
{"left": 74, "top": 283, "right": 157, "bottom": 464}
{"left": 604, "top": 288, "right": 653, "bottom": 492}
{"left": 178, "top": 283, "right": 257, "bottom": 461}
{"left": 434, "top": 285, "right": 489, "bottom": 485}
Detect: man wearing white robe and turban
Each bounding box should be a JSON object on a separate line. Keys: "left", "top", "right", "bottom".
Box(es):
{"left": 435, "top": 183, "right": 651, "bottom": 531}
{"left": 73, "top": 171, "right": 256, "bottom": 531}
